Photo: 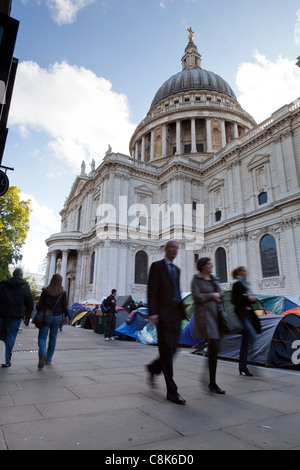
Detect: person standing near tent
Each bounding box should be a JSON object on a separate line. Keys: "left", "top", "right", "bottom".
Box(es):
{"left": 146, "top": 240, "right": 187, "bottom": 405}
{"left": 231, "top": 266, "right": 260, "bottom": 377}
{"left": 191, "top": 257, "right": 225, "bottom": 394}
{"left": 36, "top": 274, "right": 69, "bottom": 369}
{"left": 104, "top": 289, "right": 117, "bottom": 340}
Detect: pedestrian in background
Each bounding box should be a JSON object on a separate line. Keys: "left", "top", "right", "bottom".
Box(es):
{"left": 104, "top": 289, "right": 117, "bottom": 340}
{"left": 191, "top": 257, "right": 225, "bottom": 394}
{"left": 231, "top": 266, "right": 259, "bottom": 377}
{"left": 0, "top": 268, "right": 33, "bottom": 367}
{"left": 36, "top": 273, "right": 69, "bottom": 369}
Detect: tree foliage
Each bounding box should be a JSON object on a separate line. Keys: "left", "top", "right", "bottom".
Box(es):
{"left": 0, "top": 186, "right": 32, "bottom": 280}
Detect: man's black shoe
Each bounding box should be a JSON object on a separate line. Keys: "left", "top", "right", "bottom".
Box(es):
{"left": 166, "top": 393, "right": 186, "bottom": 405}
{"left": 2, "top": 363, "right": 11, "bottom": 368}
{"left": 145, "top": 365, "right": 156, "bottom": 389}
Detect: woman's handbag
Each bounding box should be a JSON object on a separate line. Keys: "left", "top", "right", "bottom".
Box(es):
{"left": 218, "top": 305, "right": 243, "bottom": 336}
{"left": 33, "top": 309, "right": 53, "bottom": 328}
{"left": 33, "top": 294, "right": 63, "bottom": 329}
{"left": 250, "top": 308, "right": 262, "bottom": 334}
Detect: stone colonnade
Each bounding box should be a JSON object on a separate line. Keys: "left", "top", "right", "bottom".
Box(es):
{"left": 131, "top": 117, "right": 240, "bottom": 162}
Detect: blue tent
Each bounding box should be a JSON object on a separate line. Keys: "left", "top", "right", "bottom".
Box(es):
{"left": 179, "top": 316, "right": 206, "bottom": 348}
{"left": 114, "top": 310, "right": 150, "bottom": 340}
{"left": 256, "top": 295, "right": 299, "bottom": 315}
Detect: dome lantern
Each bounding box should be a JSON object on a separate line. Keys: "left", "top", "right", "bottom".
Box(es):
{"left": 181, "top": 27, "right": 202, "bottom": 70}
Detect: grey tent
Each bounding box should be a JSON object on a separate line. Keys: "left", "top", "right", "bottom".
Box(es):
{"left": 217, "top": 313, "right": 300, "bottom": 367}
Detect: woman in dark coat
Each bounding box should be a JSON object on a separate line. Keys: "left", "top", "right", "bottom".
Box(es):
{"left": 231, "top": 266, "right": 258, "bottom": 376}
{"left": 36, "top": 274, "right": 69, "bottom": 369}
{"left": 192, "top": 257, "right": 225, "bottom": 394}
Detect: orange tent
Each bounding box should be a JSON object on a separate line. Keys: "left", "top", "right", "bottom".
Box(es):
{"left": 281, "top": 307, "right": 300, "bottom": 316}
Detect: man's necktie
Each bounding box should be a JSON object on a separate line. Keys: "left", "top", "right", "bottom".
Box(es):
{"left": 170, "top": 263, "right": 181, "bottom": 303}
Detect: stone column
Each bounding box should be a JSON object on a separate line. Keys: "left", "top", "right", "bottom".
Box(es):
{"left": 48, "top": 251, "right": 57, "bottom": 282}
{"left": 162, "top": 124, "right": 167, "bottom": 158}
{"left": 283, "top": 131, "right": 299, "bottom": 192}
{"left": 176, "top": 120, "right": 181, "bottom": 154}
{"left": 233, "top": 123, "right": 239, "bottom": 139}
{"left": 44, "top": 252, "right": 51, "bottom": 286}
{"left": 61, "top": 249, "right": 69, "bottom": 290}
{"left": 141, "top": 136, "right": 145, "bottom": 162}
{"left": 221, "top": 120, "right": 226, "bottom": 147}
{"left": 206, "top": 119, "right": 212, "bottom": 152}
{"left": 135, "top": 141, "right": 139, "bottom": 161}
{"left": 150, "top": 130, "right": 154, "bottom": 161}
{"left": 74, "top": 250, "right": 83, "bottom": 302}
{"left": 191, "top": 118, "right": 197, "bottom": 153}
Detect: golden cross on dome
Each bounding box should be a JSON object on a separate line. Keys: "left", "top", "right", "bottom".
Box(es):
{"left": 187, "top": 27, "right": 194, "bottom": 42}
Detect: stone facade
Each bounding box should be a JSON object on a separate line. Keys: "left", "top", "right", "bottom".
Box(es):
{"left": 45, "top": 36, "right": 300, "bottom": 304}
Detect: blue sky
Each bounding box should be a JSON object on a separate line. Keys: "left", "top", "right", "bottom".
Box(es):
{"left": 3, "top": 0, "right": 300, "bottom": 274}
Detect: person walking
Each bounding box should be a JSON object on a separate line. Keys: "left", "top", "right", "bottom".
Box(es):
{"left": 191, "top": 257, "right": 225, "bottom": 394}
{"left": 104, "top": 289, "right": 117, "bottom": 340}
{"left": 231, "top": 266, "right": 259, "bottom": 376}
{"left": 36, "top": 273, "right": 69, "bottom": 369}
{"left": 0, "top": 268, "right": 33, "bottom": 368}
{"left": 146, "top": 240, "right": 187, "bottom": 405}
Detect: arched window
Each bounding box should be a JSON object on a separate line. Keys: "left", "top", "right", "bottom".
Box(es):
{"left": 215, "top": 247, "right": 228, "bottom": 283}
{"left": 260, "top": 234, "right": 279, "bottom": 278}
{"left": 135, "top": 250, "right": 148, "bottom": 285}
{"left": 89, "top": 251, "right": 95, "bottom": 284}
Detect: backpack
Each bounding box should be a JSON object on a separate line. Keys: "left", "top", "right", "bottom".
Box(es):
{"left": 101, "top": 298, "right": 109, "bottom": 313}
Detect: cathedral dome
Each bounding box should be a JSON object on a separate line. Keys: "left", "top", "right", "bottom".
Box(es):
{"left": 129, "top": 28, "right": 256, "bottom": 163}
{"left": 150, "top": 68, "right": 237, "bottom": 109}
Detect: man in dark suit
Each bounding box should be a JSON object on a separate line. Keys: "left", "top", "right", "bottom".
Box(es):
{"left": 146, "top": 240, "right": 186, "bottom": 405}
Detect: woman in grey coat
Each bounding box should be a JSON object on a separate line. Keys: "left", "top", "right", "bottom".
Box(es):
{"left": 192, "top": 257, "right": 225, "bottom": 394}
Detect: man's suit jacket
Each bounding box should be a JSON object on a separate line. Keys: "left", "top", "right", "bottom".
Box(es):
{"left": 147, "top": 259, "right": 185, "bottom": 323}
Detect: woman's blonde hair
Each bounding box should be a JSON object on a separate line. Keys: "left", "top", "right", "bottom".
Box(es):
{"left": 231, "top": 266, "right": 246, "bottom": 280}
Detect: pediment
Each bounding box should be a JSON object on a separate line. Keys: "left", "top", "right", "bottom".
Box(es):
{"left": 208, "top": 177, "right": 224, "bottom": 191}
{"left": 247, "top": 153, "right": 270, "bottom": 170}
{"left": 134, "top": 184, "right": 154, "bottom": 196}
{"left": 64, "top": 176, "right": 89, "bottom": 206}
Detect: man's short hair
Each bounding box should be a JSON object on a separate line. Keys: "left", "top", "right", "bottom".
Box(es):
{"left": 111, "top": 289, "right": 117, "bottom": 294}
{"left": 13, "top": 268, "right": 23, "bottom": 278}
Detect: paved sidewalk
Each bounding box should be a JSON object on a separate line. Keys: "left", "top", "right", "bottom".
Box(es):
{"left": 0, "top": 323, "right": 300, "bottom": 450}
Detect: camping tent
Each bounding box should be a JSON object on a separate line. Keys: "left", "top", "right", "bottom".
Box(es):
{"left": 115, "top": 295, "right": 133, "bottom": 310}
{"left": 114, "top": 308, "right": 149, "bottom": 340}
{"left": 115, "top": 307, "right": 130, "bottom": 328}
{"left": 215, "top": 313, "right": 300, "bottom": 367}
{"left": 281, "top": 307, "right": 300, "bottom": 316}
{"left": 255, "top": 295, "right": 299, "bottom": 315}
{"left": 179, "top": 316, "right": 206, "bottom": 348}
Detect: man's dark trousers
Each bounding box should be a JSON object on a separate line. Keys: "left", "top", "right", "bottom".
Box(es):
{"left": 148, "top": 309, "right": 181, "bottom": 396}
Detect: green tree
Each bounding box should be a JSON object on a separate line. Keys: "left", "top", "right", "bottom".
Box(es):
{"left": 0, "top": 186, "right": 32, "bottom": 280}
{"left": 24, "top": 274, "right": 42, "bottom": 301}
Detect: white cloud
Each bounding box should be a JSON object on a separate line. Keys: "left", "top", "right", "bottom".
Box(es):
{"left": 236, "top": 51, "right": 300, "bottom": 124}
{"left": 21, "top": 0, "right": 95, "bottom": 25}
{"left": 9, "top": 61, "right": 136, "bottom": 172}
{"left": 20, "top": 192, "right": 61, "bottom": 273}
{"left": 295, "top": 9, "right": 300, "bottom": 45}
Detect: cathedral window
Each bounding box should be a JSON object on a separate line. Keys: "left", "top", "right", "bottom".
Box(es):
{"left": 215, "top": 247, "right": 228, "bottom": 283}
{"left": 215, "top": 210, "right": 222, "bottom": 222}
{"left": 258, "top": 192, "right": 267, "bottom": 205}
{"left": 260, "top": 234, "right": 279, "bottom": 278}
{"left": 135, "top": 250, "right": 148, "bottom": 285}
